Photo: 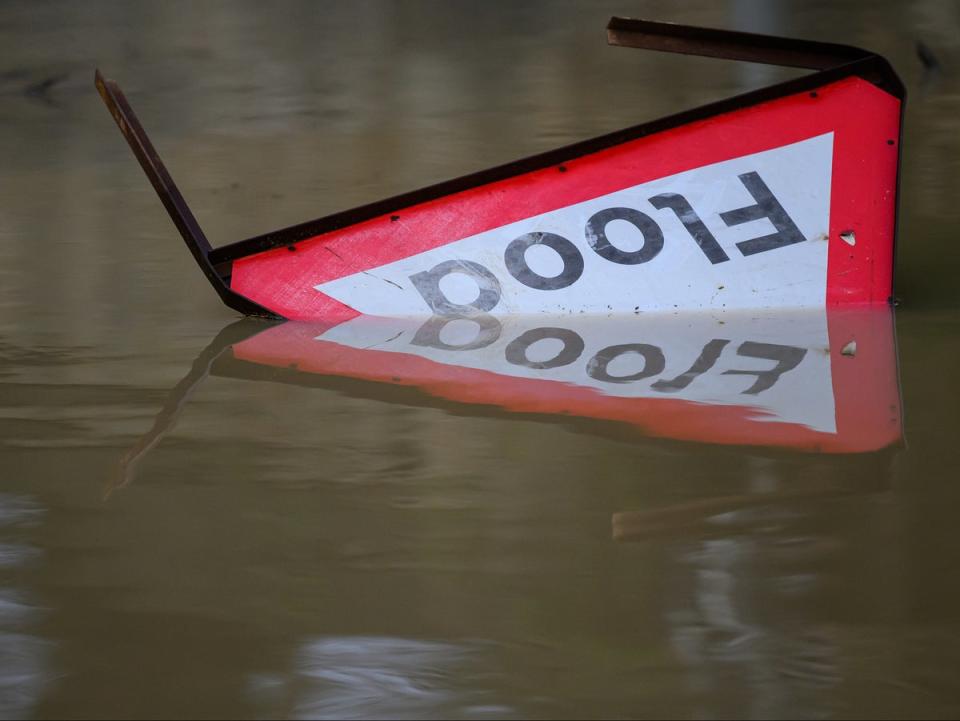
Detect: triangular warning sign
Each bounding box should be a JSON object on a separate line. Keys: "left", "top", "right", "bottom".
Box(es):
{"left": 98, "top": 18, "right": 904, "bottom": 321}
{"left": 227, "top": 75, "right": 900, "bottom": 321}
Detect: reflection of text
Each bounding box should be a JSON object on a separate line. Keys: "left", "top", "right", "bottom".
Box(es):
{"left": 412, "top": 315, "right": 808, "bottom": 395}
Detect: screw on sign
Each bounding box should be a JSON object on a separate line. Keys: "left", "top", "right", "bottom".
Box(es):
{"left": 95, "top": 17, "right": 904, "bottom": 320}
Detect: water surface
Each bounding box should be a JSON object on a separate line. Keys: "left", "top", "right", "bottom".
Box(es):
{"left": 2, "top": 1, "right": 960, "bottom": 718}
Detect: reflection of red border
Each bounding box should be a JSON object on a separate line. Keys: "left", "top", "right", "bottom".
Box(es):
{"left": 231, "top": 77, "right": 900, "bottom": 321}
{"left": 826, "top": 309, "right": 902, "bottom": 452}
{"left": 231, "top": 311, "right": 901, "bottom": 453}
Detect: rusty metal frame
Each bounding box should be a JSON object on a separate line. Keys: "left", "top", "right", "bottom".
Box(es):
{"left": 606, "top": 17, "right": 877, "bottom": 71}
{"left": 96, "top": 17, "right": 905, "bottom": 318}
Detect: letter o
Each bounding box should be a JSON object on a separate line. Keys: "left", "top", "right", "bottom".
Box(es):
{"left": 409, "top": 259, "right": 502, "bottom": 316}
{"left": 505, "top": 327, "right": 585, "bottom": 370}
{"left": 411, "top": 314, "right": 503, "bottom": 352}
{"left": 504, "top": 232, "right": 584, "bottom": 290}
{"left": 587, "top": 343, "right": 666, "bottom": 383}
{"left": 585, "top": 207, "right": 664, "bottom": 264}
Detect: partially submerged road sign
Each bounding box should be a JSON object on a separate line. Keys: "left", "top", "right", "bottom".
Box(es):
{"left": 96, "top": 18, "right": 904, "bottom": 320}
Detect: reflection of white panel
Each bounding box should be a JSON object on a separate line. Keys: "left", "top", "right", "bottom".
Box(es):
{"left": 317, "top": 134, "right": 832, "bottom": 315}
{"left": 318, "top": 309, "right": 836, "bottom": 434}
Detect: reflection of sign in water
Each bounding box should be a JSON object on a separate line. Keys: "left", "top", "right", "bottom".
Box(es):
{"left": 228, "top": 309, "right": 901, "bottom": 453}
{"left": 110, "top": 308, "right": 902, "bottom": 495}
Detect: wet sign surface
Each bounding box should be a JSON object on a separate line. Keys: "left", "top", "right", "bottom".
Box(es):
{"left": 310, "top": 136, "right": 832, "bottom": 317}
{"left": 230, "top": 77, "right": 899, "bottom": 321}
{"left": 96, "top": 17, "right": 904, "bottom": 321}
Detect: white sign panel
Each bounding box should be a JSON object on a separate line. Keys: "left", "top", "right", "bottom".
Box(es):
{"left": 316, "top": 134, "right": 833, "bottom": 316}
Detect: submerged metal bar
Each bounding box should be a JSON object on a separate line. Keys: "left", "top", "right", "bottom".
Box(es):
{"left": 606, "top": 17, "right": 871, "bottom": 70}
{"left": 94, "top": 70, "right": 279, "bottom": 318}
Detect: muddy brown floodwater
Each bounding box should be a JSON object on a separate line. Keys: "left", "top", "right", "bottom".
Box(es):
{"left": 2, "top": 1, "right": 960, "bottom": 719}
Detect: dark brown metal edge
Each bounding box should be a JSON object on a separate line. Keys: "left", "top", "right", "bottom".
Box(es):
{"left": 605, "top": 16, "right": 872, "bottom": 70}
{"left": 94, "top": 70, "right": 281, "bottom": 319}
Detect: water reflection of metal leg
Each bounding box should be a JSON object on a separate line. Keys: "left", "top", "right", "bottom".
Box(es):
{"left": 107, "top": 319, "right": 276, "bottom": 497}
